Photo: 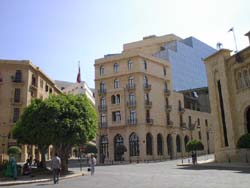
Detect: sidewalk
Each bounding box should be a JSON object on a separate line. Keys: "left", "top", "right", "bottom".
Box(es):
{"left": 0, "top": 171, "right": 86, "bottom": 187}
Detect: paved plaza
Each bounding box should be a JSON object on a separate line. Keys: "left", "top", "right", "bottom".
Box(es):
{"left": 9, "top": 155, "right": 249, "bottom": 188}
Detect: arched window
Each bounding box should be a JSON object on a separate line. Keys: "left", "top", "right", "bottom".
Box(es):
{"left": 99, "top": 135, "right": 108, "bottom": 163}
{"left": 167, "top": 134, "right": 173, "bottom": 158}
{"left": 184, "top": 135, "right": 189, "bottom": 152}
{"left": 129, "top": 133, "right": 139, "bottom": 156}
{"left": 116, "top": 94, "right": 120, "bottom": 104}
{"left": 111, "top": 95, "right": 116, "bottom": 104}
{"left": 146, "top": 133, "right": 153, "bottom": 155}
{"left": 157, "top": 134, "right": 163, "bottom": 155}
{"left": 128, "top": 60, "right": 133, "bottom": 70}
{"left": 246, "top": 106, "right": 250, "bottom": 133}
{"left": 176, "top": 135, "right": 181, "bottom": 153}
{"left": 114, "top": 134, "right": 124, "bottom": 161}
{"left": 114, "top": 63, "right": 119, "bottom": 73}
{"left": 100, "top": 66, "right": 104, "bottom": 76}
{"left": 114, "top": 79, "right": 119, "bottom": 89}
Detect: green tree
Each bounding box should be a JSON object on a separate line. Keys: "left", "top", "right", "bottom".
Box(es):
{"left": 13, "top": 99, "right": 53, "bottom": 167}
{"left": 186, "top": 139, "right": 204, "bottom": 153}
{"left": 44, "top": 94, "right": 97, "bottom": 172}
{"left": 7, "top": 146, "right": 21, "bottom": 156}
{"left": 237, "top": 133, "right": 250, "bottom": 149}
{"left": 13, "top": 94, "right": 97, "bottom": 172}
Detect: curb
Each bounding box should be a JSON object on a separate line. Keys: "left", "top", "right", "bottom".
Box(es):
{"left": 0, "top": 172, "right": 85, "bottom": 187}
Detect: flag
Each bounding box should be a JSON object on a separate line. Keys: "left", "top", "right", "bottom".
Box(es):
{"left": 77, "top": 62, "right": 81, "bottom": 83}
{"left": 228, "top": 27, "right": 234, "bottom": 32}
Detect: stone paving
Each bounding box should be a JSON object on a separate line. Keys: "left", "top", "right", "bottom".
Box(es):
{"left": 6, "top": 155, "right": 248, "bottom": 188}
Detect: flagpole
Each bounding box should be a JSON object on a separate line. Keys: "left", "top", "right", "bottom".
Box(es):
{"left": 232, "top": 29, "right": 238, "bottom": 53}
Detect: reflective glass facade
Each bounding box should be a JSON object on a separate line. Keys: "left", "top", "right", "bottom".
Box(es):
{"left": 155, "top": 37, "right": 216, "bottom": 91}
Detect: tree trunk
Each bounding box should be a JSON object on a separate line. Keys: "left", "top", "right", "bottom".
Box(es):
{"left": 54, "top": 144, "right": 72, "bottom": 173}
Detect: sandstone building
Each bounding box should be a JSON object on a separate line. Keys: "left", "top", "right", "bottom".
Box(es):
{"left": 95, "top": 34, "right": 215, "bottom": 163}
{"left": 204, "top": 31, "right": 250, "bottom": 162}
{"left": 0, "top": 60, "right": 61, "bottom": 162}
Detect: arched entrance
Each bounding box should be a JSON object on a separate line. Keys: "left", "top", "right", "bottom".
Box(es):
{"left": 99, "top": 135, "right": 109, "bottom": 163}
{"left": 167, "top": 134, "right": 173, "bottom": 159}
{"left": 246, "top": 107, "right": 250, "bottom": 133}
{"left": 114, "top": 134, "right": 124, "bottom": 161}
{"left": 146, "top": 133, "right": 153, "bottom": 155}
{"left": 176, "top": 135, "right": 181, "bottom": 153}
{"left": 157, "top": 134, "right": 163, "bottom": 155}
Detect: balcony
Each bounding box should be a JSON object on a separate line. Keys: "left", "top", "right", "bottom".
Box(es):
{"left": 167, "top": 120, "right": 173, "bottom": 127}
{"left": 165, "top": 105, "right": 172, "bottom": 112}
{"left": 188, "top": 123, "right": 195, "bottom": 130}
{"left": 144, "top": 100, "right": 152, "bottom": 108}
{"left": 127, "top": 101, "right": 136, "bottom": 108}
{"left": 98, "top": 105, "right": 107, "bottom": 112}
{"left": 30, "top": 83, "right": 38, "bottom": 91}
{"left": 179, "top": 107, "right": 185, "bottom": 113}
{"left": 144, "top": 84, "right": 151, "bottom": 91}
{"left": 180, "top": 122, "right": 187, "bottom": 129}
{"left": 99, "top": 122, "right": 107, "bottom": 128}
{"left": 146, "top": 118, "right": 154, "bottom": 125}
{"left": 126, "top": 83, "right": 136, "bottom": 91}
{"left": 11, "top": 77, "right": 24, "bottom": 84}
{"left": 98, "top": 89, "right": 107, "bottom": 96}
{"left": 164, "top": 88, "right": 171, "bottom": 96}
{"left": 127, "top": 119, "right": 137, "bottom": 126}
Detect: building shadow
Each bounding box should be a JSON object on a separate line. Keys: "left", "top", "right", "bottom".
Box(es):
{"left": 178, "top": 164, "right": 250, "bottom": 174}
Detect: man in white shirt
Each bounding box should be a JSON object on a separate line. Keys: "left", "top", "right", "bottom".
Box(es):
{"left": 51, "top": 153, "right": 61, "bottom": 184}
{"left": 88, "top": 154, "right": 96, "bottom": 176}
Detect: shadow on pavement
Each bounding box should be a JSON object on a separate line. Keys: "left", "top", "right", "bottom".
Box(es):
{"left": 36, "top": 183, "right": 53, "bottom": 186}
{"left": 178, "top": 164, "right": 250, "bottom": 174}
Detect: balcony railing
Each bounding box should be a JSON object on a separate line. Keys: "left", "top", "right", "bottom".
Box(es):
{"left": 98, "top": 105, "right": 107, "bottom": 112}
{"left": 98, "top": 89, "right": 107, "bottom": 95}
{"left": 126, "top": 83, "right": 136, "bottom": 90}
{"left": 144, "top": 100, "right": 152, "bottom": 108}
{"left": 127, "top": 119, "right": 137, "bottom": 126}
{"left": 11, "top": 77, "right": 23, "bottom": 84}
{"left": 99, "top": 122, "right": 107, "bottom": 128}
{"left": 165, "top": 105, "right": 172, "bottom": 112}
{"left": 179, "top": 107, "right": 185, "bottom": 113}
{"left": 127, "top": 101, "right": 136, "bottom": 108}
{"left": 164, "top": 88, "right": 171, "bottom": 96}
{"left": 188, "top": 123, "right": 195, "bottom": 130}
{"left": 11, "top": 98, "right": 22, "bottom": 105}
{"left": 144, "top": 84, "right": 151, "bottom": 91}
{"left": 146, "top": 118, "right": 153, "bottom": 125}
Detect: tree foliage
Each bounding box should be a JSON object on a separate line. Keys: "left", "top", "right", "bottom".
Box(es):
{"left": 13, "top": 94, "right": 97, "bottom": 172}
{"left": 237, "top": 133, "right": 250, "bottom": 149}
{"left": 186, "top": 139, "right": 204, "bottom": 152}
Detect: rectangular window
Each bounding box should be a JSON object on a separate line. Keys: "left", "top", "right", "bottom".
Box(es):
{"left": 205, "top": 119, "right": 208, "bottom": 127}
{"left": 112, "top": 111, "right": 121, "bottom": 122}
{"left": 14, "top": 88, "right": 21, "bottom": 103}
{"left": 32, "top": 75, "right": 36, "bottom": 86}
{"left": 40, "top": 79, "right": 43, "bottom": 88}
{"left": 14, "top": 70, "right": 22, "bottom": 83}
{"left": 45, "top": 85, "right": 49, "bottom": 92}
{"left": 199, "top": 131, "right": 202, "bottom": 140}
{"left": 13, "top": 108, "right": 20, "bottom": 123}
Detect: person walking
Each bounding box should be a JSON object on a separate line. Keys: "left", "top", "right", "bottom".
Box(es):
{"left": 51, "top": 153, "right": 61, "bottom": 184}
{"left": 88, "top": 154, "right": 96, "bottom": 176}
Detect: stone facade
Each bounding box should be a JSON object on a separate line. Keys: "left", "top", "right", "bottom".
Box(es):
{"left": 95, "top": 34, "right": 214, "bottom": 163}
{"left": 0, "top": 60, "right": 61, "bottom": 162}
{"left": 204, "top": 32, "right": 250, "bottom": 162}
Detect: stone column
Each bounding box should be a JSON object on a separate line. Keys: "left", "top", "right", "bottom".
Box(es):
{"left": 21, "top": 145, "right": 27, "bottom": 162}
{"left": 172, "top": 135, "right": 177, "bottom": 159}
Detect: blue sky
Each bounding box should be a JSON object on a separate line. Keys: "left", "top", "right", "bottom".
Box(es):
{"left": 0, "top": 0, "right": 249, "bottom": 88}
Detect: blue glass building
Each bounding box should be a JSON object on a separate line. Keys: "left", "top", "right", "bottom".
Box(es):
{"left": 154, "top": 37, "right": 216, "bottom": 91}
